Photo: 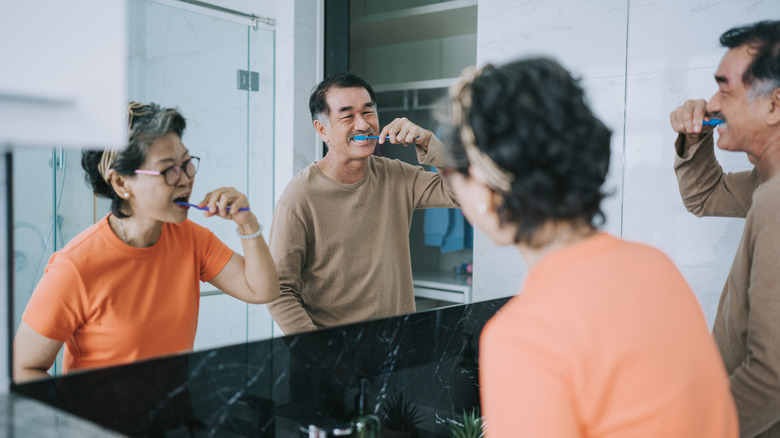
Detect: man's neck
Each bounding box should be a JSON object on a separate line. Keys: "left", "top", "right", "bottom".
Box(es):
{"left": 753, "top": 132, "right": 780, "bottom": 183}
{"left": 317, "top": 153, "right": 370, "bottom": 184}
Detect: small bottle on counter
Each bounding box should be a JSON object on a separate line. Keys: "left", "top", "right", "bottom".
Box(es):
{"left": 351, "top": 378, "right": 381, "bottom": 438}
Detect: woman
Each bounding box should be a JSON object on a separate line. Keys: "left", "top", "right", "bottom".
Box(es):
{"left": 14, "top": 102, "right": 279, "bottom": 382}
{"left": 440, "top": 59, "right": 738, "bottom": 437}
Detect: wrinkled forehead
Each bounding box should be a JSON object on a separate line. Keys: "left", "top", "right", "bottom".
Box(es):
{"left": 325, "top": 86, "right": 374, "bottom": 113}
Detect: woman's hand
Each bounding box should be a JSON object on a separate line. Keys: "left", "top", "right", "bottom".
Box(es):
{"left": 202, "top": 187, "right": 280, "bottom": 304}
{"left": 197, "top": 187, "right": 253, "bottom": 225}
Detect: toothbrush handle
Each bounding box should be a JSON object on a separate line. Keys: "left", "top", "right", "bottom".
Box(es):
{"left": 205, "top": 205, "right": 250, "bottom": 212}
{"left": 177, "top": 201, "right": 249, "bottom": 211}
{"left": 357, "top": 135, "right": 420, "bottom": 140}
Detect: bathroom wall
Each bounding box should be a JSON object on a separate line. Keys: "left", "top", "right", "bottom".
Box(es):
{"left": 471, "top": 0, "right": 778, "bottom": 328}
{"left": 274, "top": 0, "right": 323, "bottom": 203}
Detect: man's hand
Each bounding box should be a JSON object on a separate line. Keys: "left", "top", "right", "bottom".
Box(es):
{"left": 378, "top": 117, "right": 433, "bottom": 151}
{"left": 670, "top": 99, "right": 714, "bottom": 152}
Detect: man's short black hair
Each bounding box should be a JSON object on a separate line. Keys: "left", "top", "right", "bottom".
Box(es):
{"left": 720, "top": 20, "right": 780, "bottom": 93}
{"left": 309, "top": 72, "right": 377, "bottom": 123}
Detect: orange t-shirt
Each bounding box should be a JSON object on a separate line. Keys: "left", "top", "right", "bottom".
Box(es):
{"left": 22, "top": 215, "right": 234, "bottom": 372}
{"left": 479, "top": 233, "right": 738, "bottom": 437}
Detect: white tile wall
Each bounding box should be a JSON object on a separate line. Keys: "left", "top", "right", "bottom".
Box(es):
{"left": 274, "top": 0, "right": 322, "bottom": 203}
{"left": 477, "top": 0, "right": 628, "bottom": 79}
{"left": 474, "top": 0, "right": 777, "bottom": 327}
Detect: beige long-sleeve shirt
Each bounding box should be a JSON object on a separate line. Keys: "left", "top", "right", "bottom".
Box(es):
{"left": 267, "top": 137, "right": 458, "bottom": 334}
{"left": 675, "top": 132, "right": 780, "bottom": 438}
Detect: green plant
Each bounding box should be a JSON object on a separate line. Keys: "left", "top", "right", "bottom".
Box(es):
{"left": 447, "top": 408, "right": 485, "bottom": 438}
{"left": 380, "top": 391, "right": 423, "bottom": 432}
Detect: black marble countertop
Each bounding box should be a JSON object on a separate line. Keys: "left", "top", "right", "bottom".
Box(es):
{"left": 13, "top": 297, "right": 510, "bottom": 437}
{"left": 0, "top": 392, "right": 120, "bottom": 437}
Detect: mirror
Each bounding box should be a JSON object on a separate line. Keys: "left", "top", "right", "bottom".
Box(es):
{"left": 335, "top": 0, "right": 478, "bottom": 313}
{"left": 11, "top": 0, "right": 478, "bottom": 381}
{"left": 12, "top": 0, "right": 276, "bottom": 378}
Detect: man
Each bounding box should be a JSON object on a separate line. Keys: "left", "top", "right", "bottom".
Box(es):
{"left": 669, "top": 20, "right": 780, "bottom": 438}
{"left": 267, "top": 72, "right": 458, "bottom": 334}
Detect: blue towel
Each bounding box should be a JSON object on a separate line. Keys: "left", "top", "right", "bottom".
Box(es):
{"left": 424, "top": 208, "right": 473, "bottom": 253}
{"left": 423, "top": 166, "right": 473, "bottom": 253}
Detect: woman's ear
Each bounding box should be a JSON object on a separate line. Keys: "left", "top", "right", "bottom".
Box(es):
{"left": 107, "top": 170, "right": 131, "bottom": 199}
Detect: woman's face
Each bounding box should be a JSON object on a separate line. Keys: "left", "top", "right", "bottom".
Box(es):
{"left": 124, "top": 132, "right": 194, "bottom": 223}
{"left": 447, "top": 166, "right": 516, "bottom": 247}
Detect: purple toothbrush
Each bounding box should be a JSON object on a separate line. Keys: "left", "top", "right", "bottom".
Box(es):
{"left": 353, "top": 135, "right": 420, "bottom": 141}
{"left": 175, "top": 201, "right": 249, "bottom": 212}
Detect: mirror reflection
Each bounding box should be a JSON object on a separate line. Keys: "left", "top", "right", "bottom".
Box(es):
{"left": 266, "top": 73, "right": 459, "bottom": 334}
{"left": 13, "top": 100, "right": 279, "bottom": 383}
{"left": 12, "top": 0, "right": 278, "bottom": 380}
{"left": 11, "top": 0, "right": 477, "bottom": 381}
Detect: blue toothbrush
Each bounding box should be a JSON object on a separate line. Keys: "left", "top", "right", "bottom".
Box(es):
{"left": 353, "top": 135, "right": 420, "bottom": 141}
{"left": 175, "top": 201, "right": 250, "bottom": 212}
{"left": 702, "top": 119, "right": 723, "bottom": 127}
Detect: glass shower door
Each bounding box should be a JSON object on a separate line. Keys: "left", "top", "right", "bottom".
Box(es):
{"left": 128, "top": 0, "right": 276, "bottom": 349}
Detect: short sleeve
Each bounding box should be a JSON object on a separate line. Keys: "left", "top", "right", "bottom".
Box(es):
{"left": 22, "top": 253, "right": 87, "bottom": 342}
{"left": 190, "top": 221, "right": 234, "bottom": 282}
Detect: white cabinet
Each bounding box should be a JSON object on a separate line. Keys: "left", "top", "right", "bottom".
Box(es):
{"left": 0, "top": 1, "right": 127, "bottom": 149}
{"left": 413, "top": 268, "right": 472, "bottom": 310}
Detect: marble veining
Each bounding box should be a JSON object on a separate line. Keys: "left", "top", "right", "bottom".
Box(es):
{"left": 13, "top": 297, "right": 510, "bottom": 437}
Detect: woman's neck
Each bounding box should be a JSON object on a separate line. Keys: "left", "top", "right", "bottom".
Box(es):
{"left": 517, "top": 223, "right": 598, "bottom": 271}
{"left": 110, "top": 214, "right": 165, "bottom": 248}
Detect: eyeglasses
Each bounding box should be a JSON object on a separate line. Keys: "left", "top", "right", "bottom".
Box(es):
{"left": 134, "top": 156, "right": 200, "bottom": 186}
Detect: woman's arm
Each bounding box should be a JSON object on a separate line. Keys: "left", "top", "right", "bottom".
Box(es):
{"left": 13, "top": 321, "right": 63, "bottom": 383}
{"left": 200, "top": 187, "right": 280, "bottom": 304}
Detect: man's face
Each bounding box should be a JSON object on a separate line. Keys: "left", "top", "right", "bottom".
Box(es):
{"left": 315, "top": 86, "right": 379, "bottom": 160}
{"left": 707, "top": 45, "right": 772, "bottom": 161}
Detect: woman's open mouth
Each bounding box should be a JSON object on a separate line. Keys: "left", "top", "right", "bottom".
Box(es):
{"left": 174, "top": 193, "right": 190, "bottom": 209}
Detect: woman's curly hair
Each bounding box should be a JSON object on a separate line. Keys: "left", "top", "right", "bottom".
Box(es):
{"left": 441, "top": 57, "right": 612, "bottom": 247}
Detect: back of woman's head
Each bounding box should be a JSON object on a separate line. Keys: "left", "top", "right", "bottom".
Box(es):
{"left": 442, "top": 57, "right": 612, "bottom": 247}
{"left": 82, "top": 102, "right": 186, "bottom": 218}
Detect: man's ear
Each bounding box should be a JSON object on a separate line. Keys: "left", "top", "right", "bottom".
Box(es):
{"left": 767, "top": 88, "right": 780, "bottom": 126}
{"left": 314, "top": 119, "right": 330, "bottom": 144}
